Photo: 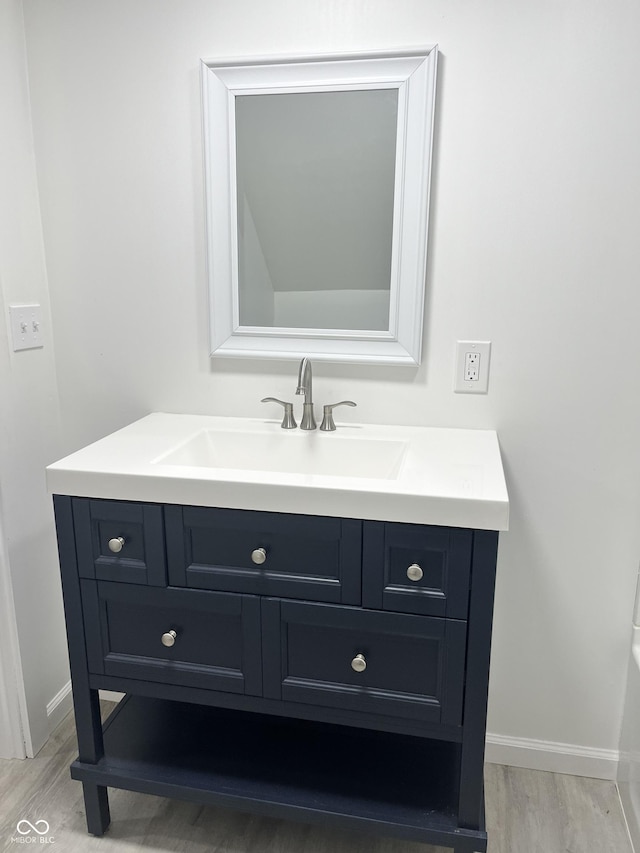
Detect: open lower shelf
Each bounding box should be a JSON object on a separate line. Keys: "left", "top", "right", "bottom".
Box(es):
{"left": 71, "top": 695, "right": 486, "bottom": 850}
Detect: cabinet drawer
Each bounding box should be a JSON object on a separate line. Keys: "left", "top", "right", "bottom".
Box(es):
{"left": 166, "top": 505, "right": 361, "bottom": 605}
{"left": 262, "top": 600, "right": 466, "bottom": 726}
{"left": 81, "top": 581, "right": 262, "bottom": 695}
{"left": 362, "top": 522, "right": 472, "bottom": 618}
{"left": 73, "top": 498, "right": 166, "bottom": 586}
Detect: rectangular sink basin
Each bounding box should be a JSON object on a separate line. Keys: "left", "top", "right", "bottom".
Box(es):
{"left": 46, "top": 413, "right": 509, "bottom": 530}
{"left": 153, "top": 429, "right": 407, "bottom": 480}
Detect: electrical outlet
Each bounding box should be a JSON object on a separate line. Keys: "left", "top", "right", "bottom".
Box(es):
{"left": 464, "top": 351, "right": 480, "bottom": 381}
{"left": 9, "top": 305, "right": 43, "bottom": 351}
{"left": 454, "top": 341, "right": 491, "bottom": 393}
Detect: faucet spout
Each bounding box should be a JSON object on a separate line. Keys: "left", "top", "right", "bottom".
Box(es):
{"left": 296, "top": 357, "right": 312, "bottom": 400}
{"left": 295, "top": 357, "right": 317, "bottom": 430}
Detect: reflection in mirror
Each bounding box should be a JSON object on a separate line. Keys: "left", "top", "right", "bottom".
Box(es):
{"left": 235, "top": 89, "right": 398, "bottom": 332}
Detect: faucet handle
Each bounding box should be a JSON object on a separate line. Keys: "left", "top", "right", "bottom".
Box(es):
{"left": 261, "top": 397, "right": 297, "bottom": 429}
{"left": 320, "top": 401, "right": 357, "bottom": 432}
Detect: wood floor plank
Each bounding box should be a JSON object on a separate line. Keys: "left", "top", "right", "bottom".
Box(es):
{"left": 484, "top": 763, "right": 631, "bottom": 853}
{"left": 0, "top": 706, "right": 632, "bottom": 853}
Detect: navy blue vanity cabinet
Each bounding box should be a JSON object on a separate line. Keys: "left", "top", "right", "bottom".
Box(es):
{"left": 81, "top": 581, "right": 262, "bottom": 695}
{"left": 165, "top": 505, "right": 362, "bottom": 604}
{"left": 362, "top": 521, "right": 473, "bottom": 618}
{"left": 262, "top": 599, "right": 467, "bottom": 725}
{"left": 54, "top": 495, "right": 499, "bottom": 853}
{"left": 72, "top": 498, "right": 166, "bottom": 585}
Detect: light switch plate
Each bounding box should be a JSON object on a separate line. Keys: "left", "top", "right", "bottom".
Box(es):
{"left": 9, "top": 304, "right": 43, "bottom": 351}
{"left": 454, "top": 341, "right": 491, "bottom": 393}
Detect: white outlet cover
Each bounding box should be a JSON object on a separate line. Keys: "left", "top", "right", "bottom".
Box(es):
{"left": 9, "top": 304, "right": 43, "bottom": 351}
{"left": 454, "top": 340, "right": 491, "bottom": 393}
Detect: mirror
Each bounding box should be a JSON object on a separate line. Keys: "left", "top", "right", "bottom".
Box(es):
{"left": 201, "top": 48, "right": 438, "bottom": 365}
{"left": 236, "top": 89, "right": 398, "bottom": 332}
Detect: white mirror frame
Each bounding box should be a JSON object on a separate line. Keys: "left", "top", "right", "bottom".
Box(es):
{"left": 201, "top": 47, "right": 438, "bottom": 365}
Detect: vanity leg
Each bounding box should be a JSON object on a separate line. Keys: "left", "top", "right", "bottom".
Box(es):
{"left": 458, "top": 531, "right": 499, "bottom": 832}
{"left": 54, "top": 497, "right": 112, "bottom": 835}
{"left": 82, "top": 783, "right": 111, "bottom": 836}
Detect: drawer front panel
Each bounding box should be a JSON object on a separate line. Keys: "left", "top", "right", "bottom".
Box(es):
{"left": 362, "top": 522, "right": 472, "bottom": 618}
{"left": 73, "top": 498, "right": 166, "bottom": 586}
{"left": 81, "top": 581, "right": 262, "bottom": 695}
{"left": 166, "top": 505, "right": 361, "bottom": 604}
{"left": 262, "top": 599, "right": 466, "bottom": 725}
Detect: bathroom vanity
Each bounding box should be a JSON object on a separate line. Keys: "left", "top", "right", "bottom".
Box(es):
{"left": 47, "top": 413, "right": 508, "bottom": 853}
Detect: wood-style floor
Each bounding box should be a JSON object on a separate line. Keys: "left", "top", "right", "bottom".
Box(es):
{"left": 0, "top": 703, "right": 632, "bottom": 853}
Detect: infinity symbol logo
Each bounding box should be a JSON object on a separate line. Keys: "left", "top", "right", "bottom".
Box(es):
{"left": 16, "top": 819, "right": 50, "bottom": 835}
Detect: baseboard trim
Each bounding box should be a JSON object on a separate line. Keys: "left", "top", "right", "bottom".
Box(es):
{"left": 46, "top": 680, "right": 73, "bottom": 734}
{"left": 486, "top": 732, "right": 619, "bottom": 780}
{"left": 46, "top": 685, "right": 124, "bottom": 737}
{"left": 617, "top": 781, "right": 639, "bottom": 853}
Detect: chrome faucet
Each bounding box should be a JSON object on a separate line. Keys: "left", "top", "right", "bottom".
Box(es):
{"left": 296, "top": 357, "right": 317, "bottom": 430}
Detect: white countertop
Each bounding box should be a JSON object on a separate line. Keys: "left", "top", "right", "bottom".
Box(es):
{"left": 46, "top": 413, "right": 509, "bottom": 530}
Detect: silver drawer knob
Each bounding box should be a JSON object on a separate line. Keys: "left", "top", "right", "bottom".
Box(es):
{"left": 407, "top": 563, "right": 423, "bottom": 582}
{"left": 251, "top": 547, "right": 267, "bottom": 565}
{"left": 351, "top": 653, "right": 367, "bottom": 673}
{"left": 108, "top": 536, "right": 125, "bottom": 554}
{"left": 161, "top": 630, "right": 177, "bottom": 647}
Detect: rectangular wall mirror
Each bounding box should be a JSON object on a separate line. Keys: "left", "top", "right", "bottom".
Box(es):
{"left": 201, "top": 48, "right": 438, "bottom": 365}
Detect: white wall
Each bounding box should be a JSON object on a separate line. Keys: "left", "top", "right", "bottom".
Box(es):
{"left": 0, "top": 517, "right": 24, "bottom": 759}
{"left": 0, "top": 0, "right": 69, "bottom": 756}
{"left": 21, "top": 0, "right": 640, "bottom": 773}
{"left": 618, "top": 622, "right": 640, "bottom": 849}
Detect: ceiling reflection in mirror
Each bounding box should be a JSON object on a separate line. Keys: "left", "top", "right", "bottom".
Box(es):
{"left": 235, "top": 89, "right": 398, "bottom": 332}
